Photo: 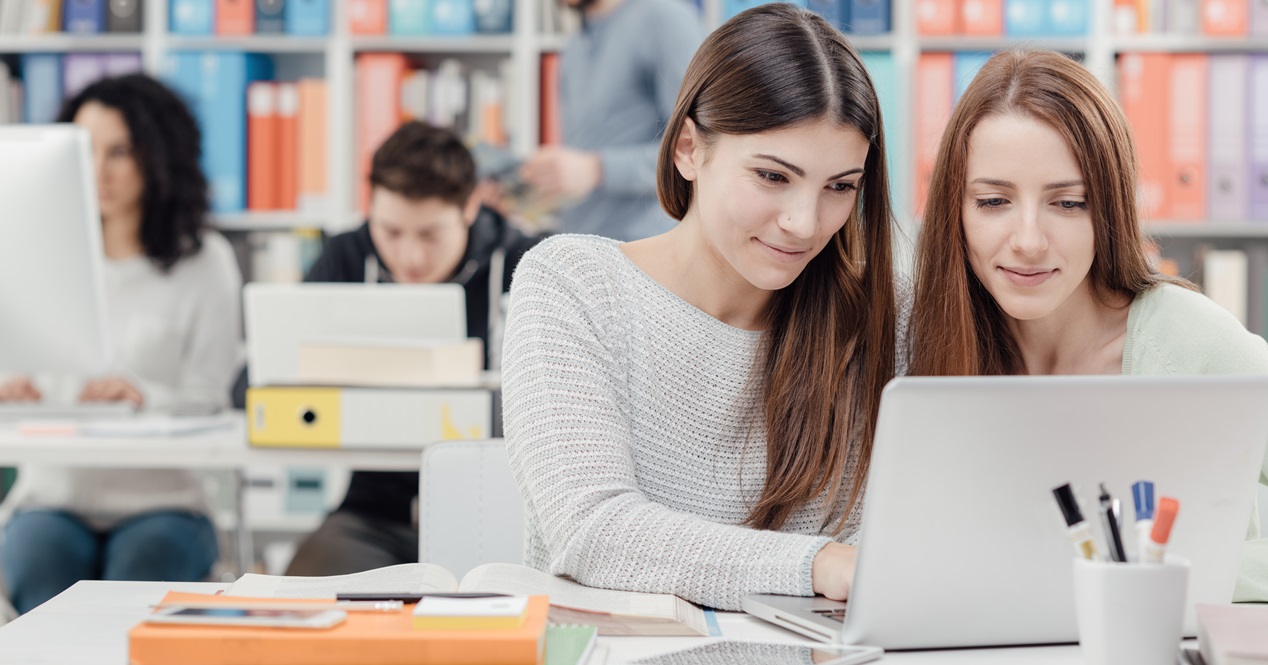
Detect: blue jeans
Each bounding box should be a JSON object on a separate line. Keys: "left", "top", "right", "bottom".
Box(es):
{"left": 1, "top": 509, "right": 218, "bottom": 614}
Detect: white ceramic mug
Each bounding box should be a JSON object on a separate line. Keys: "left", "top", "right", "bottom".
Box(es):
{"left": 1072, "top": 556, "right": 1189, "bottom": 665}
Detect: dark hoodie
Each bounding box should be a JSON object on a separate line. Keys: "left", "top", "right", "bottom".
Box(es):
{"left": 232, "top": 206, "right": 546, "bottom": 525}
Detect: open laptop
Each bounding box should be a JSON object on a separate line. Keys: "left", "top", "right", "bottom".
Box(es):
{"left": 744, "top": 376, "right": 1268, "bottom": 650}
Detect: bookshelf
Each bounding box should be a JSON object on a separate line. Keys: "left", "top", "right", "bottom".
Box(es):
{"left": 0, "top": 0, "right": 1265, "bottom": 298}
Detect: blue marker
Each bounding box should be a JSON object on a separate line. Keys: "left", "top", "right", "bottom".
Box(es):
{"left": 1132, "top": 481, "right": 1155, "bottom": 562}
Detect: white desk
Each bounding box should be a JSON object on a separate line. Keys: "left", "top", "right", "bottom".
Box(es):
{"left": 0, "top": 412, "right": 428, "bottom": 575}
{"left": 0, "top": 580, "right": 1103, "bottom": 665}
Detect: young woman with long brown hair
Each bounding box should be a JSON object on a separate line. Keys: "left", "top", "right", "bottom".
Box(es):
{"left": 909, "top": 49, "right": 1268, "bottom": 600}
{"left": 501, "top": 3, "right": 902, "bottom": 610}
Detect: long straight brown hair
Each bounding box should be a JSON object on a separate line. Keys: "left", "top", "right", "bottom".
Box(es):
{"left": 657, "top": 3, "right": 898, "bottom": 533}
{"left": 910, "top": 49, "right": 1190, "bottom": 376}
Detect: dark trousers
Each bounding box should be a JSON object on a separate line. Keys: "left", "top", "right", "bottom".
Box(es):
{"left": 285, "top": 509, "right": 418, "bottom": 576}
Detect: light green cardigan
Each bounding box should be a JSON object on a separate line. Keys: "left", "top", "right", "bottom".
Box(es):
{"left": 1122, "top": 283, "right": 1268, "bottom": 602}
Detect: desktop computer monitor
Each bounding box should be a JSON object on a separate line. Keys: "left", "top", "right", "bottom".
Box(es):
{"left": 0, "top": 125, "right": 111, "bottom": 374}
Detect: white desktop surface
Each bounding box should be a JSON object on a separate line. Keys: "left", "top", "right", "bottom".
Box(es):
{"left": 0, "top": 580, "right": 1111, "bottom": 665}
{"left": 0, "top": 411, "right": 423, "bottom": 471}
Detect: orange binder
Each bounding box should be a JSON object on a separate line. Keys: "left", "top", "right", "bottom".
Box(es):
{"left": 297, "top": 79, "right": 328, "bottom": 213}
{"left": 916, "top": 0, "right": 959, "bottom": 34}
{"left": 277, "top": 82, "right": 300, "bottom": 211}
{"left": 129, "top": 592, "right": 548, "bottom": 665}
{"left": 1167, "top": 54, "right": 1207, "bottom": 222}
{"left": 349, "top": 0, "right": 388, "bottom": 34}
{"left": 248, "top": 81, "right": 280, "bottom": 211}
{"left": 962, "top": 0, "right": 1003, "bottom": 34}
{"left": 1202, "top": 0, "right": 1249, "bottom": 35}
{"left": 1118, "top": 52, "right": 1170, "bottom": 221}
{"left": 539, "top": 53, "right": 561, "bottom": 145}
{"left": 217, "top": 0, "right": 255, "bottom": 34}
{"left": 355, "top": 54, "right": 408, "bottom": 212}
{"left": 915, "top": 53, "right": 953, "bottom": 219}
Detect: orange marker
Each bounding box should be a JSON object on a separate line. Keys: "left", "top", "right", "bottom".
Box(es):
{"left": 1142, "top": 497, "right": 1179, "bottom": 564}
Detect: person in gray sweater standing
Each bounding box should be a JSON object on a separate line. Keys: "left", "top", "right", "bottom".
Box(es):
{"left": 519, "top": 0, "right": 704, "bottom": 241}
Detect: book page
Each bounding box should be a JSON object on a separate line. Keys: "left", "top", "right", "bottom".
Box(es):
{"left": 459, "top": 563, "right": 708, "bottom": 636}
{"left": 224, "top": 563, "right": 458, "bottom": 598}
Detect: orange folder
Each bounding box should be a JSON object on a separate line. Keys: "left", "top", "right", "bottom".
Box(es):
{"left": 915, "top": 53, "right": 953, "bottom": 220}
{"left": 248, "top": 82, "right": 279, "bottom": 211}
{"left": 349, "top": 0, "right": 388, "bottom": 34}
{"left": 916, "top": 0, "right": 959, "bottom": 34}
{"left": 297, "top": 79, "right": 328, "bottom": 213}
{"left": 1167, "top": 54, "right": 1207, "bottom": 222}
{"left": 217, "top": 0, "right": 255, "bottom": 34}
{"left": 277, "top": 82, "right": 300, "bottom": 211}
{"left": 1202, "top": 0, "right": 1248, "bottom": 35}
{"left": 1118, "top": 52, "right": 1170, "bottom": 221}
{"left": 962, "top": 0, "right": 1003, "bottom": 35}
{"left": 355, "top": 54, "right": 409, "bottom": 212}
{"left": 129, "top": 591, "right": 548, "bottom": 665}
{"left": 539, "top": 53, "right": 561, "bottom": 145}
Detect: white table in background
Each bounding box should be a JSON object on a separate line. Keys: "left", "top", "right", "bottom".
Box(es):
{"left": 0, "top": 412, "right": 426, "bottom": 575}
{"left": 0, "top": 580, "right": 1101, "bottom": 665}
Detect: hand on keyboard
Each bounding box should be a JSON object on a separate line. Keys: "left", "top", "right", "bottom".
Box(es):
{"left": 79, "top": 378, "right": 144, "bottom": 407}
{"left": 0, "top": 376, "right": 42, "bottom": 402}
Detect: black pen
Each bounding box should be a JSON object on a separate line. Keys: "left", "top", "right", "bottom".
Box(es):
{"left": 335, "top": 592, "right": 509, "bottom": 603}
{"left": 1098, "top": 483, "right": 1128, "bottom": 563}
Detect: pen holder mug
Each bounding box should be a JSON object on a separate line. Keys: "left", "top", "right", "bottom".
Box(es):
{"left": 1072, "top": 556, "right": 1189, "bottom": 665}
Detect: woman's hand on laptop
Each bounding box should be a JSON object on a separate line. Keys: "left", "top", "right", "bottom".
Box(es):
{"left": 0, "top": 376, "right": 41, "bottom": 402}
{"left": 812, "top": 543, "right": 858, "bottom": 601}
{"left": 79, "top": 378, "right": 143, "bottom": 407}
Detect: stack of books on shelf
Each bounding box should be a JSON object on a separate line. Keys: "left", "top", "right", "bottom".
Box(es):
{"left": 1113, "top": 0, "right": 1268, "bottom": 36}
{"left": 916, "top": 0, "right": 1087, "bottom": 36}
{"left": 1119, "top": 52, "right": 1268, "bottom": 224}
{"left": 162, "top": 51, "right": 328, "bottom": 215}
{"left": 355, "top": 53, "right": 514, "bottom": 211}
{"left": 726, "top": 0, "right": 891, "bottom": 33}
{"left": 0, "top": 0, "right": 142, "bottom": 34}
{"left": 169, "top": 0, "right": 329, "bottom": 36}
{"left": 6, "top": 51, "right": 142, "bottom": 123}
{"left": 346, "top": 0, "right": 512, "bottom": 35}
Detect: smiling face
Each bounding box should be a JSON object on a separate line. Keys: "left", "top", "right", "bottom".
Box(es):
{"left": 962, "top": 113, "right": 1096, "bottom": 323}
{"left": 675, "top": 117, "right": 870, "bottom": 293}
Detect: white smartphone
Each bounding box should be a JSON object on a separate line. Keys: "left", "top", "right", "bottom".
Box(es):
{"left": 630, "top": 640, "right": 883, "bottom": 665}
{"left": 146, "top": 606, "right": 347, "bottom": 629}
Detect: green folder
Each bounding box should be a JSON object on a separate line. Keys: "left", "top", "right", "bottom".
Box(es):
{"left": 545, "top": 624, "right": 598, "bottom": 665}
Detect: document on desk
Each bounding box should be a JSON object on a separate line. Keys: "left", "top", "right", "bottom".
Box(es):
{"left": 225, "top": 561, "right": 709, "bottom": 637}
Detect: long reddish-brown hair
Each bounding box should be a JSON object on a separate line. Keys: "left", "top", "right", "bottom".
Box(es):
{"left": 657, "top": 3, "right": 897, "bottom": 532}
{"left": 910, "top": 49, "right": 1189, "bottom": 376}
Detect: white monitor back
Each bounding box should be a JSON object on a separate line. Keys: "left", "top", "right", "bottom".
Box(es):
{"left": 244, "top": 283, "right": 466, "bottom": 387}
{"left": 843, "top": 376, "right": 1268, "bottom": 649}
{"left": 0, "top": 125, "right": 110, "bottom": 374}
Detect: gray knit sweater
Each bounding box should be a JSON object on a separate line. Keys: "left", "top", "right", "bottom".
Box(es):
{"left": 502, "top": 234, "right": 907, "bottom": 610}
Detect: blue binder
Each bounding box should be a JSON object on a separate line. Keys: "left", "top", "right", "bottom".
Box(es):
{"left": 473, "top": 0, "right": 511, "bottom": 33}
{"left": 285, "top": 0, "right": 329, "bottom": 35}
{"left": 1047, "top": 0, "right": 1087, "bottom": 35}
{"left": 953, "top": 52, "right": 992, "bottom": 103}
{"left": 430, "top": 0, "right": 475, "bottom": 35}
{"left": 389, "top": 0, "right": 429, "bottom": 34}
{"left": 170, "top": 0, "right": 214, "bottom": 34}
{"left": 723, "top": 0, "right": 806, "bottom": 22}
{"left": 861, "top": 52, "right": 903, "bottom": 218}
{"left": 256, "top": 0, "right": 286, "bottom": 33}
{"left": 849, "top": 0, "right": 889, "bottom": 33}
{"left": 1005, "top": 0, "right": 1046, "bottom": 35}
{"left": 63, "top": 0, "right": 106, "bottom": 33}
{"left": 807, "top": 0, "right": 845, "bottom": 31}
{"left": 21, "top": 54, "right": 63, "bottom": 124}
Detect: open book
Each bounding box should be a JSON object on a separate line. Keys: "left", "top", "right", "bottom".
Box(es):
{"left": 225, "top": 563, "right": 709, "bottom": 637}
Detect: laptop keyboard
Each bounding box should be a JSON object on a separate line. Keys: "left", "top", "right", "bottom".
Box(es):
{"left": 812, "top": 608, "right": 847, "bottom": 622}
